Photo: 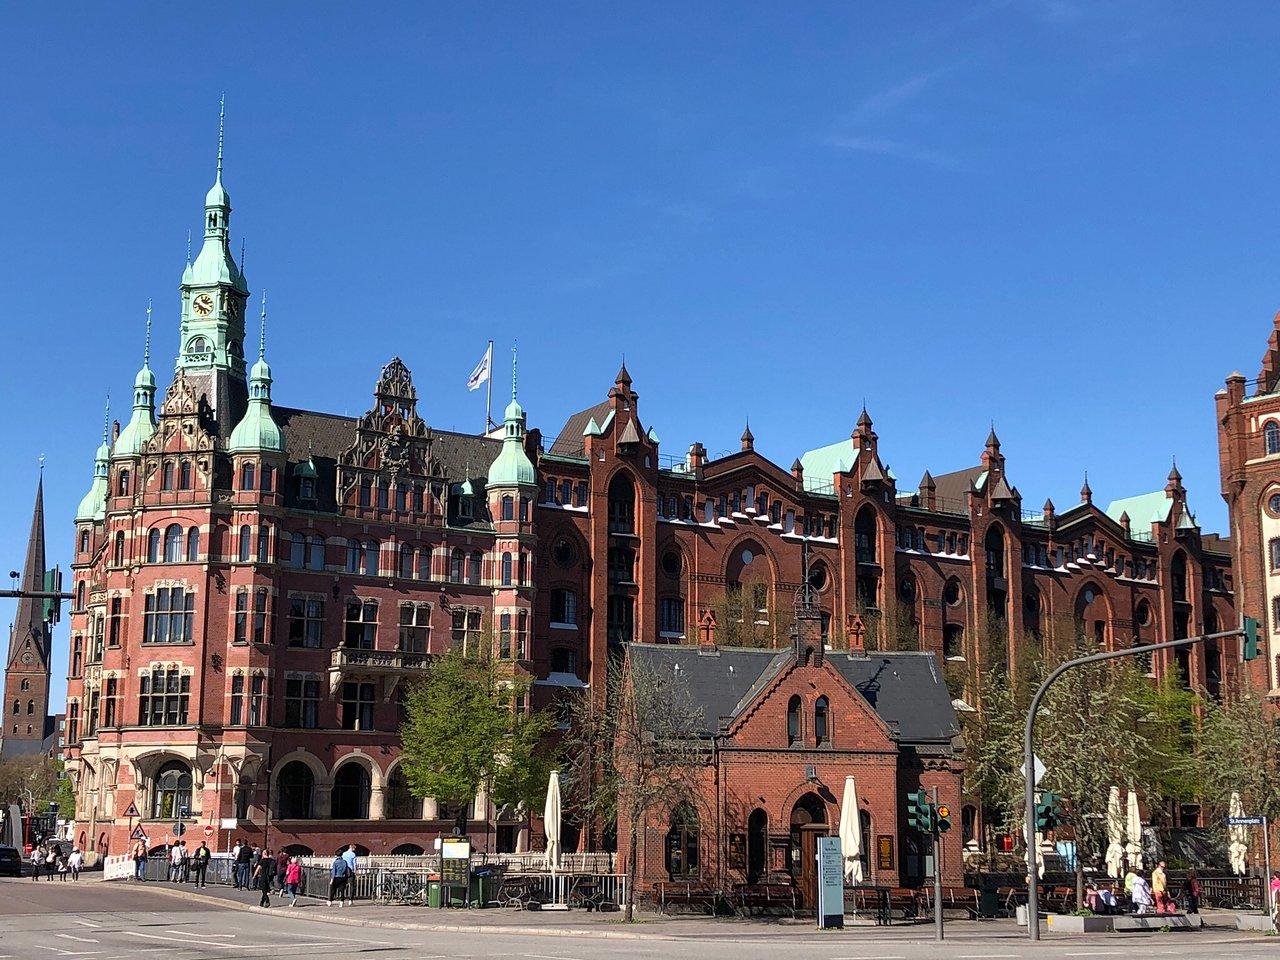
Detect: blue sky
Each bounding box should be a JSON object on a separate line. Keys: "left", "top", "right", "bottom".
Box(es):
{"left": 3, "top": 2, "right": 1279, "bottom": 708}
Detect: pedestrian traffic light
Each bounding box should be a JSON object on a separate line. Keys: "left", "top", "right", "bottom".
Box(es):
{"left": 907, "top": 790, "right": 933, "bottom": 832}
{"left": 1034, "top": 791, "right": 1063, "bottom": 832}
{"left": 936, "top": 803, "right": 952, "bottom": 833}
{"left": 1242, "top": 615, "right": 1260, "bottom": 661}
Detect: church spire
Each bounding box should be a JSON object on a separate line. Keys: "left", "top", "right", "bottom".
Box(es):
{"left": 8, "top": 473, "right": 50, "bottom": 669}
{"left": 115, "top": 300, "right": 157, "bottom": 457}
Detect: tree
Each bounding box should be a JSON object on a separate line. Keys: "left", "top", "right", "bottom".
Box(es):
{"left": 708, "top": 570, "right": 794, "bottom": 648}
{"left": 1187, "top": 685, "right": 1280, "bottom": 824}
{"left": 561, "top": 654, "right": 706, "bottom": 921}
{"left": 0, "top": 755, "right": 71, "bottom": 817}
{"left": 399, "top": 649, "right": 552, "bottom": 837}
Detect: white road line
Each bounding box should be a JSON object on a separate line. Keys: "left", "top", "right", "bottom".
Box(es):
{"left": 71, "top": 920, "right": 101, "bottom": 928}
{"left": 1063, "top": 954, "right": 1124, "bottom": 957}
{"left": 957, "top": 955, "right": 1019, "bottom": 958}
{"left": 56, "top": 935, "right": 99, "bottom": 944}
{"left": 523, "top": 954, "right": 590, "bottom": 960}
{"left": 165, "top": 930, "right": 235, "bottom": 938}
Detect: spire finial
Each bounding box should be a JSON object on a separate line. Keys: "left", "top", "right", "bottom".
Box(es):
{"left": 144, "top": 298, "right": 153, "bottom": 367}
{"left": 103, "top": 394, "right": 110, "bottom": 443}
{"left": 186, "top": 229, "right": 192, "bottom": 264}
{"left": 511, "top": 341, "right": 518, "bottom": 400}
{"left": 216, "top": 93, "right": 225, "bottom": 182}
{"left": 38, "top": 454, "right": 45, "bottom": 474}
{"left": 259, "top": 289, "right": 267, "bottom": 361}
{"left": 239, "top": 237, "right": 246, "bottom": 273}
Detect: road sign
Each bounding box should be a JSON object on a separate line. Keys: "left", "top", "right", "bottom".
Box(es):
{"left": 1227, "top": 815, "right": 1265, "bottom": 826}
{"left": 129, "top": 825, "right": 147, "bottom": 842}
{"left": 122, "top": 802, "right": 139, "bottom": 818}
{"left": 1021, "top": 755, "right": 1046, "bottom": 785}
{"left": 173, "top": 821, "right": 186, "bottom": 837}
{"left": 203, "top": 825, "right": 214, "bottom": 839}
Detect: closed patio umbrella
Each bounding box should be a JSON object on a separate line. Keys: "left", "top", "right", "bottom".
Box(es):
{"left": 1125, "top": 789, "right": 1143, "bottom": 872}
{"left": 1228, "top": 791, "right": 1248, "bottom": 876}
{"left": 543, "top": 770, "right": 562, "bottom": 874}
{"left": 1104, "top": 786, "right": 1125, "bottom": 879}
{"left": 837, "top": 776, "right": 864, "bottom": 884}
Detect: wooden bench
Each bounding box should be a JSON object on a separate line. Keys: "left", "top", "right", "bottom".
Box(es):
{"left": 732, "top": 882, "right": 799, "bottom": 918}
{"left": 886, "top": 886, "right": 923, "bottom": 919}
{"left": 923, "top": 885, "right": 983, "bottom": 919}
{"left": 1044, "top": 885, "right": 1076, "bottom": 913}
{"left": 654, "top": 881, "right": 721, "bottom": 915}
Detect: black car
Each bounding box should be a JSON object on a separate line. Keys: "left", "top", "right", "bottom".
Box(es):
{"left": 0, "top": 846, "right": 22, "bottom": 877}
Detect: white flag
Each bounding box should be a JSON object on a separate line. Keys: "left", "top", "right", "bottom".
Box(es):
{"left": 467, "top": 346, "right": 491, "bottom": 391}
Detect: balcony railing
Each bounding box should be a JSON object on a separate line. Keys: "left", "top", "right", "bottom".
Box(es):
{"left": 330, "top": 648, "right": 432, "bottom": 672}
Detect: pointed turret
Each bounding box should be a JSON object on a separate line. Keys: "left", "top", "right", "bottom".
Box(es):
{"left": 115, "top": 301, "right": 158, "bottom": 456}
{"left": 856, "top": 406, "right": 873, "bottom": 429}
{"left": 9, "top": 474, "right": 50, "bottom": 669}
{"left": 228, "top": 292, "right": 284, "bottom": 453}
{"left": 488, "top": 350, "right": 537, "bottom": 488}
{"left": 740, "top": 420, "right": 754, "bottom": 451}
{"left": 614, "top": 362, "right": 632, "bottom": 388}
{"left": 188, "top": 95, "right": 247, "bottom": 295}
{"left": 76, "top": 401, "right": 111, "bottom": 522}
{"left": 986, "top": 425, "right": 1000, "bottom": 451}
{"left": 1080, "top": 471, "right": 1092, "bottom": 505}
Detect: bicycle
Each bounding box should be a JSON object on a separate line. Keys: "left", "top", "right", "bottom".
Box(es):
{"left": 379, "top": 870, "right": 427, "bottom": 905}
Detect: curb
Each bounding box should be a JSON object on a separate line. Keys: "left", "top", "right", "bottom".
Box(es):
{"left": 120, "top": 881, "right": 674, "bottom": 940}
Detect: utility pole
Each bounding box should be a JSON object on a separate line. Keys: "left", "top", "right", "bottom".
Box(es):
{"left": 1024, "top": 623, "right": 1254, "bottom": 942}
{"left": 933, "top": 785, "right": 944, "bottom": 943}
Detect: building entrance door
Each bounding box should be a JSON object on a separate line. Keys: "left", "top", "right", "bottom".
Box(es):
{"left": 789, "top": 792, "right": 829, "bottom": 909}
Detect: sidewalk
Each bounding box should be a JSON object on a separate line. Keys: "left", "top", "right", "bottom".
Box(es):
{"left": 117, "top": 879, "right": 1272, "bottom": 944}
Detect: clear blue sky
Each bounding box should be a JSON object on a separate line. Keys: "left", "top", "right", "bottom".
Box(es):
{"left": 4, "top": 2, "right": 1279, "bottom": 709}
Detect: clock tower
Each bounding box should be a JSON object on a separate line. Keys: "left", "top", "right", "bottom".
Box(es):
{"left": 177, "top": 97, "right": 250, "bottom": 435}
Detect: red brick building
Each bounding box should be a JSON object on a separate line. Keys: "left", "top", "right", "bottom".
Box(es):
{"left": 1217, "top": 313, "right": 1280, "bottom": 698}
{"left": 62, "top": 128, "right": 1240, "bottom": 867}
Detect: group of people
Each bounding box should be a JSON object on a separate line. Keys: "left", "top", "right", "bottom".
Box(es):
{"left": 166, "top": 840, "right": 212, "bottom": 886}
{"left": 230, "top": 840, "right": 305, "bottom": 907}
{"left": 1121, "top": 861, "right": 1196, "bottom": 915}
{"left": 26, "top": 843, "right": 83, "bottom": 881}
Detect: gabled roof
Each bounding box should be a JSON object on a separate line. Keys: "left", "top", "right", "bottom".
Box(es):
{"left": 625, "top": 644, "right": 959, "bottom": 745}
{"left": 550, "top": 401, "right": 612, "bottom": 456}
{"left": 799, "top": 438, "right": 855, "bottom": 480}
{"left": 931, "top": 465, "right": 984, "bottom": 506}
{"left": 1104, "top": 491, "right": 1173, "bottom": 536}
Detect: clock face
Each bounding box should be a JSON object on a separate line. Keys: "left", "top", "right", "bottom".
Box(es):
{"left": 192, "top": 293, "right": 215, "bottom": 317}
{"left": 20, "top": 652, "right": 33, "bottom": 665}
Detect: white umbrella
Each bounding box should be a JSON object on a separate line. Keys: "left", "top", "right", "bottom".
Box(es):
{"left": 1104, "top": 785, "right": 1125, "bottom": 879}
{"left": 837, "top": 776, "right": 864, "bottom": 884}
{"left": 1228, "top": 791, "right": 1248, "bottom": 876}
{"left": 1125, "top": 790, "right": 1143, "bottom": 872}
{"left": 543, "top": 770, "right": 562, "bottom": 875}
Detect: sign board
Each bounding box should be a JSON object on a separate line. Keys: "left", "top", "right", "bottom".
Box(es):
{"left": 1020, "top": 755, "right": 1046, "bottom": 786}
{"left": 1227, "top": 816, "right": 1265, "bottom": 826}
{"left": 129, "top": 825, "right": 148, "bottom": 842}
{"left": 440, "top": 838, "right": 471, "bottom": 906}
{"left": 877, "top": 835, "right": 895, "bottom": 872}
{"left": 122, "top": 802, "right": 140, "bottom": 818}
{"left": 203, "top": 825, "right": 214, "bottom": 838}
{"left": 172, "top": 821, "right": 186, "bottom": 837}
{"left": 816, "top": 835, "right": 845, "bottom": 930}
{"left": 219, "top": 818, "right": 238, "bottom": 830}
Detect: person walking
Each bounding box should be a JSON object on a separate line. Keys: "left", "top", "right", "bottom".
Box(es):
{"left": 341, "top": 845, "right": 357, "bottom": 905}
{"left": 167, "top": 842, "right": 182, "bottom": 882}
{"left": 29, "top": 846, "right": 42, "bottom": 881}
{"left": 44, "top": 847, "right": 57, "bottom": 881}
{"left": 285, "top": 856, "right": 303, "bottom": 907}
{"left": 180, "top": 840, "right": 192, "bottom": 883}
{"left": 133, "top": 838, "right": 148, "bottom": 881}
{"left": 191, "top": 842, "right": 210, "bottom": 888}
{"left": 1131, "top": 872, "right": 1154, "bottom": 915}
{"left": 68, "top": 848, "right": 83, "bottom": 881}
{"left": 252, "top": 848, "right": 273, "bottom": 908}
{"left": 275, "top": 849, "right": 289, "bottom": 896}
{"left": 231, "top": 840, "right": 243, "bottom": 888}
{"left": 235, "top": 841, "right": 253, "bottom": 890}
{"left": 1151, "top": 860, "right": 1168, "bottom": 914}
{"left": 57, "top": 849, "right": 68, "bottom": 882}
{"left": 327, "top": 851, "right": 350, "bottom": 907}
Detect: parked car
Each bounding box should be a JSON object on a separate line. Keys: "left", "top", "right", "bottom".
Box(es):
{"left": 0, "top": 846, "right": 22, "bottom": 877}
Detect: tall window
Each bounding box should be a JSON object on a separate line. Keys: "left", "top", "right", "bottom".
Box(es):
{"left": 499, "top": 613, "right": 513, "bottom": 659}
{"left": 501, "top": 552, "right": 513, "bottom": 586}
{"left": 261, "top": 464, "right": 273, "bottom": 493}
{"left": 659, "top": 598, "right": 685, "bottom": 636}
{"left": 108, "top": 597, "right": 123, "bottom": 647}
{"left": 469, "top": 551, "right": 483, "bottom": 585}
{"left": 252, "top": 588, "right": 269, "bottom": 644}
{"left": 118, "top": 469, "right": 130, "bottom": 496}
{"left": 284, "top": 678, "right": 320, "bottom": 729}
{"left": 451, "top": 609, "right": 482, "bottom": 652}
{"left": 113, "top": 531, "right": 125, "bottom": 566}
{"left": 163, "top": 524, "right": 183, "bottom": 562}
{"left": 103, "top": 677, "right": 119, "bottom": 728}
{"left": 501, "top": 496, "right": 514, "bottom": 521}
{"left": 340, "top": 682, "right": 376, "bottom": 731}
{"left": 179, "top": 460, "right": 192, "bottom": 490}
{"left": 92, "top": 613, "right": 105, "bottom": 661}
{"left": 814, "top": 696, "right": 830, "bottom": 745}
{"left": 71, "top": 637, "right": 83, "bottom": 677}
{"left": 238, "top": 525, "right": 252, "bottom": 562}
{"left": 1270, "top": 537, "right": 1280, "bottom": 572}
{"left": 451, "top": 548, "right": 465, "bottom": 582}
{"left": 249, "top": 673, "right": 268, "bottom": 725}
{"left": 143, "top": 588, "right": 195, "bottom": 644}
{"left": 1267, "top": 420, "right": 1280, "bottom": 455}
{"left": 151, "top": 761, "right": 192, "bottom": 819}
{"left": 665, "top": 804, "right": 700, "bottom": 880}
{"left": 161, "top": 461, "right": 175, "bottom": 490}
{"left": 241, "top": 461, "right": 256, "bottom": 491}
{"left": 377, "top": 481, "right": 389, "bottom": 509}
{"left": 257, "top": 525, "right": 271, "bottom": 563}
{"left": 359, "top": 476, "right": 372, "bottom": 507}
{"left": 347, "top": 539, "right": 379, "bottom": 576}
{"left": 307, "top": 535, "right": 326, "bottom": 570}
{"left": 550, "top": 588, "right": 577, "bottom": 626}
{"left": 147, "top": 528, "right": 161, "bottom": 562}
{"left": 230, "top": 673, "right": 244, "bottom": 725}
{"left": 516, "top": 610, "right": 528, "bottom": 659}
{"left": 400, "top": 544, "right": 415, "bottom": 579}
{"left": 234, "top": 591, "right": 248, "bottom": 644}
{"left": 139, "top": 668, "right": 190, "bottom": 726}
{"left": 186, "top": 527, "right": 200, "bottom": 562}
{"left": 344, "top": 600, "right": 378, "bottom": 649}
{"left": 787, "top": 695, "right": 802, "bottom": 746}
{"left": 399, "top": 604, "right": 430, "bottom": 653}
{"left": 276, "top": 761, "right": 315, "bottom": 818}
{"left": 332, "top": 762, "right": 372, "bottom": 818}
{"left": 288, "top": 597, "right": 324, "bottom": 648}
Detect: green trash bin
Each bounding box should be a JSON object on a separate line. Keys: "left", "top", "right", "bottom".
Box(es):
{"left": 428, "top": 880, "right": 442, "bottom": 908}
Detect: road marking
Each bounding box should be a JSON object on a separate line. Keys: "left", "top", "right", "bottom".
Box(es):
{"left": 71, "top": 921, "right": 101, "bottom": 928}
{"left": 1063, "top": 954, "right": 1124, "bottom": 957}
{"left": 165, "top": 931, "right": 235, "bottom": 938}
{"left": 957, "top": 955, "right": 1019, "bottom": 958}
{"left": 56, "top": 936, "right": 99, "bottom": 944}
{"left": 523, "top": 954, "right": 590, "bottom": 960}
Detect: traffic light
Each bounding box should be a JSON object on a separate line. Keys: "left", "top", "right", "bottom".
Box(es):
{"left": 907, "top": 790, "right": 934, "bottom": 833}
{"left": 1034, "top": 791, "right": 1063, "bottom": 832}
{"left": 1242, "top": 615, "right": 1261, "bottom": 661}
{"left": 936, "top": 803, "right": 952, "bottom": 833}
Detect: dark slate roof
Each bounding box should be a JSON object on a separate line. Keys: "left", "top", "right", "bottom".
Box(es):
{"left": 931, "top": 465, "right": 984, "bottom": 507}
{"left": 626, "top": 644, "right": 959, "bottom": 745}
{"left": 550, "top": 401, "right": 611, "bottom": 457}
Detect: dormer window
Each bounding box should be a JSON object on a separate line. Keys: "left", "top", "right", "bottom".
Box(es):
{"left": 300, "top": 477, "right": 316, "bottom": 500}
{"left": 459, "top": 495, "right": 474, "bottom": 520}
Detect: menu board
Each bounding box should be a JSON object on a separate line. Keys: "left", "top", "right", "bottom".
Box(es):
{"left": 441, "top": 838, "right": 471, "bottom": 890}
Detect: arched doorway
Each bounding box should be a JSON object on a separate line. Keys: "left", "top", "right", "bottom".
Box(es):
{"left": 331, "top": 762, "right": 371, "bottom": 820}
{"left": 789, "top": 792, "right": 828, "bottom": 908}
{"left": 747, "top": 809, "right": 768, "bottom": 883}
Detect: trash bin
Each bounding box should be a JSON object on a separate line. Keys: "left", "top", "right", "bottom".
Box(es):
{"left": 471, "top": 865, "right": 495, "bottom": 907}
{"left": 428, "top": 880, "right": 442, "bottom": 908}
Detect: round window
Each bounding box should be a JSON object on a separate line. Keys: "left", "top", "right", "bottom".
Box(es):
{"left": 943, "top": 579, "right": 962, "bottom": 607}
{"left": 1269, "top": 493, "right": 1280, "bottom": 515}
{"left": 1083, "top": 587, "right": 1097, "bottom": 605}
{"left": 807, "top": 563, "right": 828, "bottom": 591}
{"left": 662, "top": 551, "right": 682, "bottom": 577}
{"left": 741, "top": 548, "right": 754, "bottom": 566}
{"left": 1136, "top": 601, "right": 1152, "bottom": 627}
{"left": 552, "top": 538, "right": 577, "bottom": 568}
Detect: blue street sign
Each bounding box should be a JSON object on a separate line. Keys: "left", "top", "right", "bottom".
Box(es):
{"left": 1226, "top": 816, "right": 1264, "bottom": 826}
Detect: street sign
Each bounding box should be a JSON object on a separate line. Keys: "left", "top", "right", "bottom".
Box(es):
{"left": 1227, "top": 816, "right": 1265, "bottom": 826}
{"left": 1021, "top": 755, "right": 1046, "bottom": 786}
{"left": 122, "top": 802, "right": 139, "bottom": 818}
{"left": 129, "top": 825, "right": 147, "bottom": 841}
{"left": 816, "top": 836, "right": 845, "bottom": 930}
{"left": 203, "top": 825, "right": 214, "bottom": 838}
{"left": 172, "top": 821, "right": 186, "bottom": 837}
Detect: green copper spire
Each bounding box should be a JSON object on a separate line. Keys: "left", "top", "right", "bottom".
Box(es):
{"left": 487, "top": 346, "right": 536, "bottom": 488}
{"left": 115, "top": 300, "right": 158, "bottom": 457}
{"left": 228, "top": 291, "right": 284, "bottom": 454}
{"left": 76, "top": 396, "right": 111, "bottom": 521}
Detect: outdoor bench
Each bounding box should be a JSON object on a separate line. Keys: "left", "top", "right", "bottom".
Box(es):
{"left": 732, "top": 882, "right": 798, "bottom": 918}
{"left": 655, "top": 880, "right": 721, "bottom": 915}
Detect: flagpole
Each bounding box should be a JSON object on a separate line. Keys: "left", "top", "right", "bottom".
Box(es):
{"left": 485, "top": 340, "right": 494, "bottom": 433}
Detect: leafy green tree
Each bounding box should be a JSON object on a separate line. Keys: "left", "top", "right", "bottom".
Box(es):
{"left": 399, "top": 649, "right": 552, "bottom": 836}
{"left": 1186, "top": 685, "right": 1280, "bottom": 824}
{"left": 0, "top": 756, "right": 71, "bottom": 816}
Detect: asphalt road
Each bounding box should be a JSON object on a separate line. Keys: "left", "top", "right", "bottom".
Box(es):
{"left": 0, "top": 877, "right": 1275, "bottom": 960}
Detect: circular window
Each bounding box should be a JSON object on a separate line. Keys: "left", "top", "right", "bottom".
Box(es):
{"left": 741, "top": 548, "right": 754, "bottom": 566}
{"left": 1136, "top": 601, "right": 1152, "bottom": 627}
{"left": 898, "top": 578, "right": 916, "bottom": 603}
{"left": 662, "top": 551, "right": 682, "bottom": 577}
{"left": 1083, "top": 587, "right": 1097, "bottom": 605}
{"left": 1269, "top": 493, "right": 1280, "bottom": 516}
{"left": 807, "top": 562, "right": 828, "bottom": 591}
{"left": 943, "top": 579, "right": 962, "bottom": 607}
{"left": 551, "top": 538, "right": 577, "bottom": 568}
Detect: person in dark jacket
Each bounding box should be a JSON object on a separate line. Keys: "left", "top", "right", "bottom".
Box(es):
{"left": 328, "top": 852, "right": 351, "bottom": 907}
{"left": 1182, "top": 871, "right": 1201, "bottom": 914}
{"left": 253, "top": 848, "right": 273, "bottom": 907}
{"left": 235, "top": 840, "right": 254, "bottom": 890}
{"left": 275, "top": 850, "right": 289, "bottom": 894}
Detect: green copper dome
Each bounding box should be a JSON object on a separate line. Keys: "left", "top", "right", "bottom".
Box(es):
{"left": 228, "top": 349, "right": 283, "bottom": 453}
{"left": 75, "top": 440, "right": 110, "bottom": 522}
{"left": 488, "top": 395, "right": 536, "bottom": 488}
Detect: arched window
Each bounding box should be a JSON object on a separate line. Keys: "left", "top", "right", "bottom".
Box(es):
{"left": 179, "top": 460, "right": 192, "bottom": 490}
{"left": 1267, "top": 420, "right": 1280, "bottom": 455}
{"left": 665, "top": 803, "right": 700, "bottom": 880}
{"left": 469, "top": 551, "right": 483, "bottom": 585}
{"left": 451, "top": 548, "right": 465, "bottom": 582}
{"left": 550, "top": 588, "right": 578, "bottom": 626}
{"left": 275, "top": 761, "right": 315, "bottom": 820}
{"left": 608, "top": 473, "right": 635, "bottom": 534}
{"left": 238, "top": 525, "right": 252, "bottom": 563}
{"left": 359, "top": 476, "right": 372, "bottom": 507}
{"left": 113, "top": 531, "right": 125, "bottom": 566}
{"left": 151, "top": 761, "right": 193, "bottom": 820}
{"left": 162, "top": 461, "right": 175, "bottom": 490}
{"left": 814, "top": 696, "right": 830, "bottom": 745}
{"left": 501, "top": 552, "right": 513, "bottom": 586}
{"left": 241, "top": 461, "right": 256, "bottom": 491}
{"left": 387, "top": 766, "right": 422, "bottom": 820}
{"left": 257, "top": 525, "right": 271, "bottom": 563}
{"left": 787, "top": 695, "right": 802, "bottom": 746}
{"left": 501, "top": 496, "right": 514, "bottom": 521}
{"left": 400, "top": 544, "right": 415, "bottom": 579}
{"left": 163, "top": 524, "right": 183, "bottom": 562}
{"left": 307, "top": 535, "right": 326, "bottom": 571}
{"left": 147, "top": 528, "right": 161, "bottom": 563}
{"left": 186, "top": 527, "right": 200, "bottom": 562}
{"left": 118, "top": 469, "right": 130, "bottom": 496}
{"left": 331, "top": 763, "right": 371, "bottom": 820}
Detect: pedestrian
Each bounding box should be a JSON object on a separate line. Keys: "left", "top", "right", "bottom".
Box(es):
{"left": 1181, "top": 870, "right": 1200, "bottom": 914}
{"left": 285, "top": 856, "right": 303, "bottom": 907}
{"left": 133, "top": 838, "right": 148, "bottom": 881}
{"left": 1131, "top": 872, "right": 1154, "bottom": 915}
{"left": 29, "top": 846, "right": 42, "bottom": 881}
{"left": 327, "top": 851, "right": 350, "bottom": 907}
{"left": 1269, "top": 871, "right": 1280, "bottom": 927}
{"left": 44, "top": 847, "right": 57, "bottom": 881}
{"left": 236, "top": 840, "right": 253, "bottom": 890}
{"left": 231, "top": 839, "right": 243, "bottom": 888}
{"left": 253, "top": 848, "right": 273, "bottom": 908}
{"left": 57, "top": 850, "right": 68, "bottom": 882}
{"left": 275, "top": 849, "right": 289, "bottom": 895}
{"left": 180, "top": 840, "right": 191, "bottom": 883}
{"left": 341, "top": 845, "right": 357, "bottom": 905}
{"left": 68, "top": 848, "right": 83, "bottom": 881}
{"left": 191, "top": 841, "right": 210, "bottom": 888}
{"left": 1151, "top": 860, "right": 1168, "bottom": 914}
{"left": 168, "top": 842, "right": 183, "bottom": 882}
